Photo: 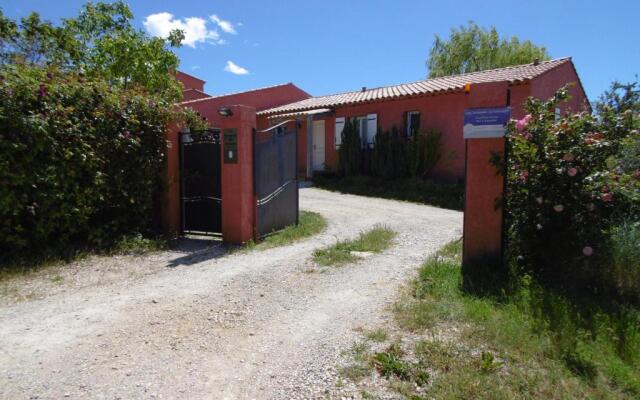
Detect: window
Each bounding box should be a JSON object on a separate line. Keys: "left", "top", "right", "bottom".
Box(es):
{"left": 335, "top": 117, "right": 345, "bottom": 148}
{"left": 554, "top": 107, "right": 561, "bottom": 122}
{"left": 352, "top": 114, "right": 377, "bottom": 148}
{"left": 406, "top": 111, "right": 420, "bottom": 136}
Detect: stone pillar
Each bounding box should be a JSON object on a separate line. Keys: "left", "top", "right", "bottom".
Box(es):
{"left": 462, "top": 82, "right": 509, "bottom": 270}
{"left": 218, "top": 105, "right": 257, "bottom": 244}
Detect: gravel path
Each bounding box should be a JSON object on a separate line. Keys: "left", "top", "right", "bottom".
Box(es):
{"left": 0, "top": 187, "right": 462, "bottom": 400}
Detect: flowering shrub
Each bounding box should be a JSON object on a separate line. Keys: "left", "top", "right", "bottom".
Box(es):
{"left": 503, "top": 88, "right": 639, "bottom": 298}
{"left": 0, "top": 65, "right": 199, "bottom": 263}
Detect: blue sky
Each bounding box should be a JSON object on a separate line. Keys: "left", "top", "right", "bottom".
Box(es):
{"left": 2, "top": 0, "right": 639, "bottom": 101}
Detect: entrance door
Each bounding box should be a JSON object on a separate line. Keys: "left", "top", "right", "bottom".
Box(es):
{"left": 180, "top": 129, "right": 222, "bottom": 235}
{"left": 312, "top": 120, "right": 325, "bottom": 171}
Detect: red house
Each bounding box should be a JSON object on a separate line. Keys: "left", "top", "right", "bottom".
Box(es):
{"left": 257, "top": 58, "right": 589, "bottom": 181}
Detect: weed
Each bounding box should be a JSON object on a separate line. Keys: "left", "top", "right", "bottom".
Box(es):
{"left": 313, "top": 225, "right": 395, "bottom": 266}
{"left": 364, "top": 329, "right": 388, "bottom": 342}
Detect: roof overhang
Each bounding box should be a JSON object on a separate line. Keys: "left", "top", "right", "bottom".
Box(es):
{"left": 266, "top": 108, "right": 332, "bottom": 120}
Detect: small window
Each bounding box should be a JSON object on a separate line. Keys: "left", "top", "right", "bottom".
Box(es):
{"left": 554, "top": 107, "right": 561, "bottom": 122}
{"left": 356, "top": 116, "right": 368, "bottom": 146}
{"left": 406, "top": 111, "right": 420, "bottom": 136}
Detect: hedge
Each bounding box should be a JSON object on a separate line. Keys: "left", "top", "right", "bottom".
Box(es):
{"left": 0, "top": 65, "right": 192, "bottom": 264}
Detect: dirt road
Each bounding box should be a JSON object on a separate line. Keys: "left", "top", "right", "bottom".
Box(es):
{"left": 0, "top": 188, "right": 462, "bottom": 399}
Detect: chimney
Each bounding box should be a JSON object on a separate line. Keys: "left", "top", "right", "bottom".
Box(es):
{"left": 361, "top": 86, "right": 367, "bottom": 92}
{"left": 533, "top": 58, "right": 540, "bottom": 66}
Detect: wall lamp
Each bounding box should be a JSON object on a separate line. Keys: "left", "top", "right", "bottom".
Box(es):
{"left": 218, "top": 106, "right": 233, "bottom": 117}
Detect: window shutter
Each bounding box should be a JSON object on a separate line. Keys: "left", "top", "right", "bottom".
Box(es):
{"left": 335, "top": 117, "right": 345, "bottom": 148}
{"left": 366, "top": 114, "right": 377, "bottom": 146}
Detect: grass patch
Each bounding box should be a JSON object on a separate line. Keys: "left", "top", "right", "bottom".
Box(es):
{"left": 312, "top": 174, "right": 464, "bottom": 211}
{"left": 312, "top": 225, "right": 396, "bottom": 266}
{"left": 347, "top": 240, "right": 640, "bottom": 399}
{"left": 364, "top": 328, "right": 389, "bottom": 342}
{"left": 243, "top": 211, "right": 326, "bottom": 251}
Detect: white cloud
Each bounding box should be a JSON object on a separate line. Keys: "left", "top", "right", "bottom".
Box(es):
{"left": 210, "top": 14, "right": 237, "bottom": 34}
{"left": 224, "top": 61, "right": 249, "bottom": 75}
{"left": 143, "top": 12, "right": 222, "bottom": 47}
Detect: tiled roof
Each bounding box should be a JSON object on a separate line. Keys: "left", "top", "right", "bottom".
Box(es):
{"left": 258, "top": 58, "right": 572, "bottom": 116}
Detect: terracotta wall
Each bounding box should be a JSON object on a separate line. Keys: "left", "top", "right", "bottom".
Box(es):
{"left": 176, "top": 71, "right": 205, "bottom": 92}
{"left": 182, "top": 89, "right": 211, "bottom": 102}
{"left": 530, "top": 61, "right": 590, "bottom": 114}
{"left": 183, "top": 83, "right": 310, "bottom": 128}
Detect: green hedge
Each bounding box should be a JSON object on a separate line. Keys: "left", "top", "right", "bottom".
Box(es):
{"left": 0, "top": 65, "right": 188, "bottom": 264}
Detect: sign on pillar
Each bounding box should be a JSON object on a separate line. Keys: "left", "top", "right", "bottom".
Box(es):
{"left": 462, "top": 106, "right": 510, "bottom": 271}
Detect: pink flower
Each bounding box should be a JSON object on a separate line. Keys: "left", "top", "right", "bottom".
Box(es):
{"left": 635, "top": 170, "right": 640, "bottom": 180}
{"left": 583, "top": 246, "right": 594, "bottom": 257}
{"left": 37, "top": 84, "right": 47, "bottom": 98}
{"left": 553, "top": 204, "right": 564, "bottom": 212}
{"left": 122, "top": 129, "right": 131, "bottom": 139}
{"left": 516, "top": 114, "right": 532, "bottom": 132}
{"left": 602, "top": 192, "right": 613, "bottom": 202}
{"left": 518, "top": 171, "right": 529, "bottom": 182}
{"left": 567, "top": 167, "right": 578, "bottom": 177}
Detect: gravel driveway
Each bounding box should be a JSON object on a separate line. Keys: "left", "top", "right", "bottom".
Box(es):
{"left": 0, "top": 187, "right": 462, "bottom": 400}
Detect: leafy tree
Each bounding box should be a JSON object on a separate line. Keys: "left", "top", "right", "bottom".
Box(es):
{"left": 427, "top": 21, "right": 550, "bottom": 78}
{"left": 596, "top": 77, "right": 640, "bottom": 115}
{"left": 0, "top": 2, "right": 184, "bottom": 101}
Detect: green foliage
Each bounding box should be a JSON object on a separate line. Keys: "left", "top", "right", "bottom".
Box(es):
{"left": 0, "top": 1, "right": 184, "bottom": 101}
{"left": 608, "top": 221, "right": 640, "bottom": 301}
{"left": 0, "top": 65, "right": 187, "bottom": 265}
{"left": 337, "top": 117, "right": 363, "bottom": 176}
{"left": 596, "top": 77, "right": 640, "bottom": 115}
{"left": 312, "top": 174, "right": 464, "bottom": 210}
{"left": 372, "top": 349, "right": 410, "bottom": 380}
{"left": 503, "top": 87, "right": 640, "bottom": 299}
{"left": 427, "top": 21, "right": 550, "bottom": 78}
{"left": 386, "top": 241, "right": 640, "bottom": 398}
{"left": 371, "top": 125, "right": 408, "bottom": 179}
{"left": 242, "top": 211, "right": 326, "bottom": 251}
{"left": 312, "top": 225, "right": 395, "bottom": 266}
{"left": 408, "top": 129, "right": 442, "bottom": 178}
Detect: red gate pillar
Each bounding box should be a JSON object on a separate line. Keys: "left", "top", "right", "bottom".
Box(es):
{"left": 218, "top": 105, "right": 256, "bottom": 244}
{"left": 462, "top": 82, "right": 509, "bottom": 270}
{"left": 162, "top": 123, "right": 181, "bottom": 235}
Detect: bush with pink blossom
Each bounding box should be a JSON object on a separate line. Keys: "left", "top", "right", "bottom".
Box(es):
{"left": 502, "top": 87, "right": 639, "bottom": 301}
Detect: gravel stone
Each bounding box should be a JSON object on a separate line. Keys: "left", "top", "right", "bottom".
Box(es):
{"left": 0, "top": 187, "right": 462, "bottom": 399}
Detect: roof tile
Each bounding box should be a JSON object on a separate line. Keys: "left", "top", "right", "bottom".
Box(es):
{"left": 258, "top": 58, "right": 571, "bottom": 116}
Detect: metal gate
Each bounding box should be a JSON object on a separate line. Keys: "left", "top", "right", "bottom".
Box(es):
{"left": 254, "top": 121, "right": 299, "bottom": 237}
{"left": 180, "top": 129, "right": 222, "bottom": 235}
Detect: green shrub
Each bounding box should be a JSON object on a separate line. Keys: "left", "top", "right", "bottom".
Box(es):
{"left": 338, "top": 118, "right": 363, "bottom": 176}
{"left": 0, "top": 65, "right": 196, "bottom": 265}
{"left": 608, "top": 220, "right": 640, "bottom": 302}
{"left": 408, "top": 128, "right": 442, "bottom": 179}
{"left": 503, "top": 87, "right": 640, "bottom": 299}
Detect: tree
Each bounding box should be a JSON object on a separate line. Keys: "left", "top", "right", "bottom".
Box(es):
{"left": 0, "top": 2, "right": 185, "bottom": 101}
{"left": 427, "top": 21, "right": 550, "bottom": 78}
{"left": 596, "top": 77, "right": 640, "bottom": 115}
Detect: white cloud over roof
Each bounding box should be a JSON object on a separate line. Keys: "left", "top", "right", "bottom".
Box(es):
{"left": 224, "top": 61, "right": 249, "bottom": 75}
{"left": 143, "top": 12, "right": 224, "bottom": 47}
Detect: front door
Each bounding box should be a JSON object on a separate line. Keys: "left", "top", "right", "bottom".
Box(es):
{"left": 312, "top": 120, "right": 325, "bottom": 171}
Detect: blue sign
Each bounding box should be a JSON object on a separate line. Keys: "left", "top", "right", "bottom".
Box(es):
{"left": 463, "top": 107, "right": 511, "bottom": 139}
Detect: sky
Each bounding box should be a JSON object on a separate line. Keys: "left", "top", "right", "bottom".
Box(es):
{"left": 2, "top": 0, "right": 639, "bottom": 101}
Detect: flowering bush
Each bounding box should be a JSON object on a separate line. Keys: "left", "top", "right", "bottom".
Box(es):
{"left": 503, "top": 88, "right": 639, "bottom": 298}
{"left": 0, "top": 65, "right": 200, "bottom": 263}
